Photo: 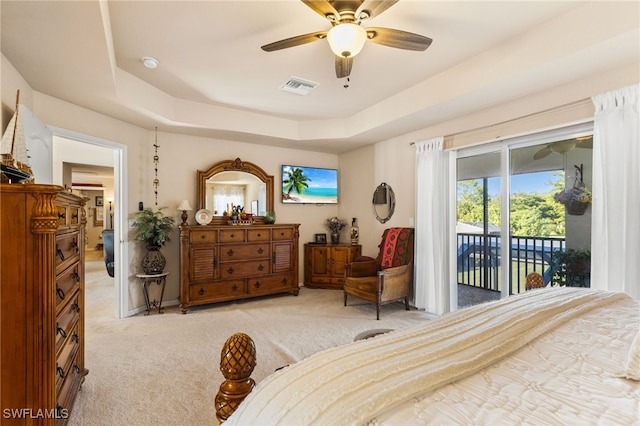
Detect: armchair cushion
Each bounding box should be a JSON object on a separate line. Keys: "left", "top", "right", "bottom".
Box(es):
{"left": 377, "top": 227, "right": 414, "bottom": 269}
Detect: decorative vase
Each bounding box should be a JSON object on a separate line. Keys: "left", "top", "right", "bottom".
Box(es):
{"left": 264, "top": 211, "right": 276, "bottom": 224}
{"left": 331, "top": 232, "right": 340, "bottom": 244}
{"left": 142, "top": 244, "right": 166, "bottom": 274}
{"left": 350, "top": 217, "right": 359, "bottom": 245}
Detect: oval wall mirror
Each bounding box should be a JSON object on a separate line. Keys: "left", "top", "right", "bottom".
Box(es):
{"left": 372, "top": 182, "right": 395, "bottom": 224}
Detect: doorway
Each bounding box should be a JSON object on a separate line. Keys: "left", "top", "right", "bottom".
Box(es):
{"left": 51, "top": 128, "right": 128, "bottom": 318}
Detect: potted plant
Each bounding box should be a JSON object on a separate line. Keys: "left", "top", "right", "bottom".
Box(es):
{"left": 550, "top": 248, "right": 591, "bottom": 287}
{"left": 132, "top": 207, "right": 175, "bottom": 274}
{"left": 326, "top": 217, "right": 346, "bottom": 244}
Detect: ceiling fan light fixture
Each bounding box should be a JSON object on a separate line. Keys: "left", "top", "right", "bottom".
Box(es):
{"left": 327, "top": 23, "right": 367, "bottom": 58}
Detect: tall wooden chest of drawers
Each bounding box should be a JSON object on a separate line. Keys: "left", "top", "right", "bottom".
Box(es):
{"left": 0, "top": 184, "right": 87, "bottom": 424}
{"left": 179, "top": 224, "right": 300, "bottom": 313}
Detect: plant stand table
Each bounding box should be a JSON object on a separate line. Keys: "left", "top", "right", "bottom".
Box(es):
{"left": 136, "top": 272, "right": 169, "bottom": 315}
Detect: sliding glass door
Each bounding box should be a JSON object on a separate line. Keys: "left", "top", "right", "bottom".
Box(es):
{"left": 456, "top": 125, "right": 593, "bottom": 306}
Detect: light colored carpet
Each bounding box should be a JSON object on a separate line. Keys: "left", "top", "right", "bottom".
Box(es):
{"left": 69, "top": 256, "right": 434, "bottom": 426}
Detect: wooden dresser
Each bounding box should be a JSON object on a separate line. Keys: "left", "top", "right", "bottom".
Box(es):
{"left": 0, "top": 184, "right": 87, "bottom": 424}
{"left": 179, "top": 224, "right": 300, "bottom": 313}
{"left": 304, "top": 243, "right": 362, "bottom": 289}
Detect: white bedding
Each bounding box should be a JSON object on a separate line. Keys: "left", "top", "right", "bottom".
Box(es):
{"left": 226, "top": 288, "right": 639, "bottom": 425}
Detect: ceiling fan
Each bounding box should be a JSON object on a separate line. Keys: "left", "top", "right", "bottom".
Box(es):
{"left": 533, "top": 137, "right": 593, "bottom": 160}
{"left": 261, "top": 0, "right": 433, "bottom": 79}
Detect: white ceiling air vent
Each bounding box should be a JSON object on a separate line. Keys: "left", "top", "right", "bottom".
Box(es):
{"left": 279, "top": 77, "right": 319, "bottom": 95}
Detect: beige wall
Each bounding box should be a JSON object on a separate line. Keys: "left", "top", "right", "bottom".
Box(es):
{"left": 3, "top": 51, "right": 638, "bottom": 314}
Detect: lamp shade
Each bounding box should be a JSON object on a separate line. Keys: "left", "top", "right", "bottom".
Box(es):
{"left": 327, "top": 23, "right": 367, "bottom": 58}
{"left": 177, "top": 200, "right": 193, "bottom": 211}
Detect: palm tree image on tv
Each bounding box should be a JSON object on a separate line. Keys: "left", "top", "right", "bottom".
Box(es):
{"left": 282, "top": 165, "right": 338, "bottom": 204}
{"left": 283, "top": 167, "right": 310, "bottom": 200}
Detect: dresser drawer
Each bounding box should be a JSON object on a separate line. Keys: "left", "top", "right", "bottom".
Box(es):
{"left": 55, "top": 232, "right": 80, "bottom": 273}
{"left": 247, "top": 273, "right": 296, "bottom": 294}
{"left": 219, "top": 243, "right": 270, "bottom": 262}
{"left": 56, "top": 293, "right": 80, "bottom": 354}
{"left": 272, "top": 227, "right": 294, "bottom": 240}
{"left": 190, "top": 280, "right": 245, "bottom": 301}
{"left": 247, "top": 228, "right": 270, "bottom": 242}
{"left": 55, "top": 323, "right": 80, "bottom": 394}
{"left": 190, "top": 229, "right": 217, "bottom": 244}
{"left": 219, "top": 229, "right": 246, "bottom": 243}
{"left": 56, "top": 264, "right": 81, "bottom": 310}
{"left": 220, "top": 260, "right": 270, "bottom": 279}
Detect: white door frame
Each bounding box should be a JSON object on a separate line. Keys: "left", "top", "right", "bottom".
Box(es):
{"left": 51, "top": 126, "right": 129, "bottom": 319}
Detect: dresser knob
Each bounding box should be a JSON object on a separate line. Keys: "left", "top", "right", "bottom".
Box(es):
{"left": 281, "top": 278, "right": 288, "bottom": 285}
{"left": 227, "top": 267, "right": 234, "bottom": 274}
{"left": 56, "top": 287, "right": 66, "bottom": 300}
{"left": 232, "top": 284, "right": 238, "bottom": 291}
{"left": 258, "top": 247, "right": 264, "bottom": 254}
{"left": 58, "top": 212, "right": 66, "bottom": 219}
{"left": 198, "top": 288, "right": 205, "bottom": 296}
{"left": 254, "top": 281, "right": 260, "bottom": 288}
{"left": 72, "top": 302, "right": 80, "bottom": 313}
{"left": 72, "top": 333, "right": 80, "bottom": 343}
{"left": 227, "top": 249, "right": 234, "bottom": 257}
{"left": 57, "top": 248, "right": 65, "bottom": 261}
{"left": 56, "top": 365, "right": 66, "bottom": 379}
{"left": 258, "top": 264, "right": 264, "bottom": 271}
{"left": 73, "top": 271, "right": 80, "bottom": 282}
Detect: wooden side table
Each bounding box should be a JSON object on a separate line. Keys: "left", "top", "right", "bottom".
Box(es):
{"left": 136, "top": 272, "right": 169, "bottom": 315}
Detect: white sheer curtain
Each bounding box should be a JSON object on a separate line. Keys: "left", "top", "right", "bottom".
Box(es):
{"left": 591, "top": 84, "right": 640, "bottom": 299}
{"left": 414, "top": 137, "right": 456, "bottom": 315}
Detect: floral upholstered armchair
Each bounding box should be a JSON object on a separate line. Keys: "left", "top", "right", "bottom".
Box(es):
{"left": 343, "top": 227, "right": 414, "bottom": 320}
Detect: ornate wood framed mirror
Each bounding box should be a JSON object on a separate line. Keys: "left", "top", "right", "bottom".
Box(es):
{"left": 197, "top": 158, "right": 274, "bottom": 225}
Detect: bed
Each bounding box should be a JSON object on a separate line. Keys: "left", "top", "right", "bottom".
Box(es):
{"left": 216, "top": 287, "right": 640, "bottom": 425}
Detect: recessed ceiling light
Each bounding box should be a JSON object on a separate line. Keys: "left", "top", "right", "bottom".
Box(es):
{"left": 141, "top": 56, "right": 159, "bottom": 69}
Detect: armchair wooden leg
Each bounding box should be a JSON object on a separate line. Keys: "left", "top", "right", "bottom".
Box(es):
{"left": 376, "top": 303, "right": 380, "bottom": 320}
{"left": 344, "top": 292, "right": 347, "bottom": 307}
{"left": 404, "top": 297, "right": 410, "bottom": 311}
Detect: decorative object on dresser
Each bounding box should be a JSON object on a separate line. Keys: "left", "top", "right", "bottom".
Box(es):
{"left": 181, "top": 158, "right": 298, "bottom": 313}
{"left": 350, "top": 217, "right": 359, "bottom": 244}
{"left": 304, "top": 243, "right": 362, "bottom": 289}
{"left": 0, "top": 183, "right": 88, "bottom": 424}
{"left": 177, "top": 199, "right": 193, "bottom": 226}
{"left": 132, "top": 207, "right": 176, "bottom": 274}
{"left": 344, "top": 227, "right": 414, "bottom": 319}
{"left": 325, "top": 216, "right": 346, "bottom": 244}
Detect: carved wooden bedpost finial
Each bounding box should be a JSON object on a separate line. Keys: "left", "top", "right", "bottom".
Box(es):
{"left": 215, "top": 333, "right": 256, "bottom": 423}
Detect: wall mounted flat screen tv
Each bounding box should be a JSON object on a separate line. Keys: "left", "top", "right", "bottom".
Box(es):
{"left": 282, "top": 164, "right": 338, "bottom": 204}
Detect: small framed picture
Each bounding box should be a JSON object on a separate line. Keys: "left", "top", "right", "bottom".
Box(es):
{"left": 95, "top": 196, "right": 104, "bottom": 207}
{"left": 314, "top": 233, "right": 327, "bottom": 244}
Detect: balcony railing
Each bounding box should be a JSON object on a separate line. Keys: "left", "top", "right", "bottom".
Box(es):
{"left": 457, "top": 233, "right": 565, "bottom": 295}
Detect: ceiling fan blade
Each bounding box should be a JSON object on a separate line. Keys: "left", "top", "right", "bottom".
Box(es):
{"left": 356, "top": 0, "right": 399, "bottom": 20}
{"left": 301, "top": 0, "right": 339, "bottom": 20}
{"left": 576, "top": 136, "right": 593, "bottom": 149}
{"left": 366, "top": 27, "right": 432, "bottom": 51}
{"left": 335, "top": 56, "right": 353, "bottom": 78}
{"left": 533, "top": 146, "right": 552, "bottom": 160}
{"left": 261, "top": 31, "right": 327, "bottom": 52}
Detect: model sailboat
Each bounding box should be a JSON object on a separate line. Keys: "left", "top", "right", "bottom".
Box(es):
{"left": 1, "top": 91, "right": 34, "bottom": 183}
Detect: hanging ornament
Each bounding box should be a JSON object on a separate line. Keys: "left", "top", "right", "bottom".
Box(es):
{"left": 153, "top": 126, "right": 160, "bottom": 206}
